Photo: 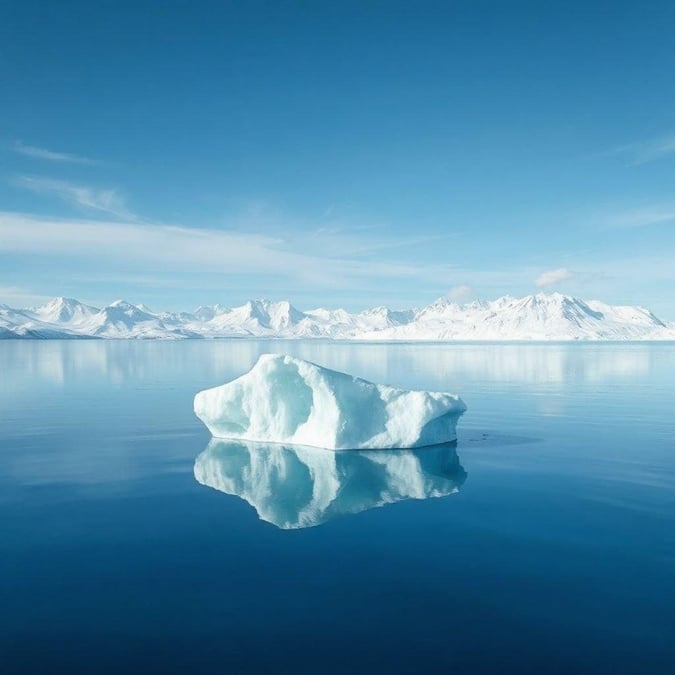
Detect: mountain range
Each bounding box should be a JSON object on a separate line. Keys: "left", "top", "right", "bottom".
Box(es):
{"left": 1, "top": 293, "right": 673, "bottom": 341}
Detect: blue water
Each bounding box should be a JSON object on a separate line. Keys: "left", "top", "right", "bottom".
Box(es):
{"left": 1, "top": 341, "right": 674, "bottom": 674}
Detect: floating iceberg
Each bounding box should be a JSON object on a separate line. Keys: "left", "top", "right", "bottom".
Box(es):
{"left": 194, "top": 439, "right": 466, "bottom": 529}
{"left": 194, "top": 354, "right": 466, "bottom": 449}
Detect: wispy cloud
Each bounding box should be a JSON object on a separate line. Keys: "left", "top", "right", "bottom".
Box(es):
{"left": 14, "top": 177, "right": 135, "bottom": 220}
{"left": 349, "top": 232, "right": 459, "bottom": 255}
{"left": 13, "top": 141, "right": 97, "bottom": 165}
{"left": 304, "top": 222, "right": 458, "bottom": 256}
{"left": 613, "top": 134, "right": 675, "bottom": 165}
{"left": 2, "top": 211, "right": 673, "bottom": 314}
{"left": 0, "top": 210, "right": 592, "bottom": 297}
{"left": 0, "top": 212, "right": 460, "bottom": 291}
{"left": 446, "top": 284, "right": 474, "bottom": 302}
{"left": 600, "top": 207, "right": 675, "bottom": 229}
{"left": 535, "top": 267, "right": 572, "bottom": 287}
{"left": 0, "top": 286, "right": 50, "bottom": 307}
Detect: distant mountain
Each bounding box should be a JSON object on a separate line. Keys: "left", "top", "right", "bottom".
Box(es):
{"left": 30, "top": 296, "right": 99, "bottom": 325}
{"left": 1, "top": 293, "right": 673, "bottom": 340}
{"left": 85, "top": 300, "right": 198, "bottom": 338}
{"left": 357, "top": 293, "right": 672, "bottom": 341}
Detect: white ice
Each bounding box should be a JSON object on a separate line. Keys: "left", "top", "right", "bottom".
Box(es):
{"left": 193, "top": 354, "right": 467, "bottom": 449}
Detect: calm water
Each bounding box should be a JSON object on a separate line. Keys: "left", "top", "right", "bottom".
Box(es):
{"left": 1, "top": 341, "right": 674, "bottom": 674}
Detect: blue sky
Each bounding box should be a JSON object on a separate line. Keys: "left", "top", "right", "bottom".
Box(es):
{"left": 1, "top": 1, "right": 674, "bottom": 317}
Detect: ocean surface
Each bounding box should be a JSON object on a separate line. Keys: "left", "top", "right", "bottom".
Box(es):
{"left": 1, "top": 340, "right": 674, "bottom": 674}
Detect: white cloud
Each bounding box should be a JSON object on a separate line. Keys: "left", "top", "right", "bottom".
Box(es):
{"left": 600, "top": 207, "right": 675, "bottom": 229}
{"left": 446, "top": 284, "right": 474, "bottom": 302}
{"left": 535, "top": 268, "right": 572, "bottom": 287}
{"left": 0, "top": 286, "right": 50, "bottom": 307}
{"left": 13, "top": 141, "right": 97, "bottom": 164}
{"left": 614, "top": 134, "right": 675, "bottom": 165}
{"left": 14, "top": 177, "right": 134, "bottom": 220}
{"left": 0, "top": 212, "right": 461, "bottom": 291}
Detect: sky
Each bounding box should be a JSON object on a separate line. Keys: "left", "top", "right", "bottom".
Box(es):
{"left": 1, "top": 0, "right": 675, "bottom": 317}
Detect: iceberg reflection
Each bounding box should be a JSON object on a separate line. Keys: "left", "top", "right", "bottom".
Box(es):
{"left": 194, "top": 439, "right": 466, "bottom": 529}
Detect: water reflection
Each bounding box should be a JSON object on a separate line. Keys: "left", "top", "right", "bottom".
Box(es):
{"left": 194, "top": 439, "right": 467, "bottom": 529}
{"left": 0, "top": 340, "right": 666, "bottom": 394}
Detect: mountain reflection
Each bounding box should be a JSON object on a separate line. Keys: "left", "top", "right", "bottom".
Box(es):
{"left": 0, "top": 341, "right": 657, "bottom": 391}
{"left": 194, "top": 439, "right": 466, "bottom": 529}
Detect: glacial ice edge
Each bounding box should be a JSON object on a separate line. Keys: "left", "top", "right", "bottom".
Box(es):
{"left": 193, "top": 353, "right": 467, "bottom": 450}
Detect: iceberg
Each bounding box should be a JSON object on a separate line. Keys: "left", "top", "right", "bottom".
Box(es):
{"left": 194, "top": 354, "right": 467, "bottom": 449}
{"left": 194, "top": 439, "right": 466, "bottom": 529}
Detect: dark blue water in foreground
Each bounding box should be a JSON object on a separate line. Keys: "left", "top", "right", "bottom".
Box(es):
{"left": 1, "top": 341, "right": 674, "bottom": 674}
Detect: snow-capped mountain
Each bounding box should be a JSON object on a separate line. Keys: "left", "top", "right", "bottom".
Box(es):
{"left": 32, "top": 296, "right": 99, "bottom": 325}
{"left": 0, "top": 293, "right": 673, "bottom": 340}
{"left": 84, "top": 300, "right": 199, "bottom": 338}
{"left": 357, "top": 293, "right": 672, "bottom": 341}
{"left": 201, "top": 300, "right": 307, "bottom": 335}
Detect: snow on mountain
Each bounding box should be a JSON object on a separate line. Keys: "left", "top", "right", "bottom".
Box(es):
{"left": 0, "top": 300, "right": 86, "bottom": 339}
{"left": 356, "top": 306, "right": 416, "bottom": 330}
{"left": 0, "top": 293, "right": 673, "bottom": 340}
{"left": 30, "top": 297, "right": 99, "bottom": 325}
{"left": 193, "top": 304, "right": 226, "bottom": 322}
{"left": 188, "top": 300, "right": 309, "bottom": 337}
{"left": 0, "top": 304, "right": 34, "bottom": 330}
{"left": 359, "top": 293, "right": 674, "bottom": 341}
{"left": 85, "top": 300, "right": 200, "bottom": 338}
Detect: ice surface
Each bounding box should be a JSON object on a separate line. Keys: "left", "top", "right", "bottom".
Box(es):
{"left": 194, "top": 438, "right": 466, "bottom": 529}
{"left": 194, "top": 354, "right": 467, "bottom": 449}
